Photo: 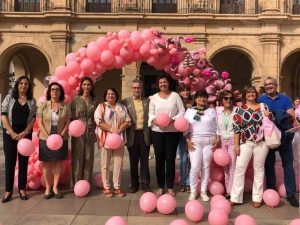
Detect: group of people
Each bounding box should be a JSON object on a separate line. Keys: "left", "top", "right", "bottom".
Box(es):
{"left": 1, "top": 74, "right": 299, "bottom": 209}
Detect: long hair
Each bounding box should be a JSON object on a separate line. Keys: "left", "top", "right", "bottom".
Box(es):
{"left": 78, "top": 76, "right": 95, "bottom": 98}
{"left": 46, "top": 82, "right": 65, "bottom": 102}
{"left": 11, "top": 75, "right": 33, "bottom": 100}
{"left": 177, "top": 84, "right": 192, "bottom": 101}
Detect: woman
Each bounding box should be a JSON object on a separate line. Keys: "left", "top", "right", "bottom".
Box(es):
{"left": 215, "top": 90, "right": 236, "bottom": 199}
{"left": 38, "top": 82, "right": 71, "bottom": 199}
{"left": 1, "top": 76, "right": 36, "bottom": 203}
{"left": 70, "top": 77, "right": 98, "bottom": 189}
{"left": 184, "top": 91, "right": 218, "bottom": 201}
{"left": 94, "top": 88, "right": 130, "bottom": 197}
{"left": 230, "top": 85, "right": 270, "bottom": 208}
{"left": 177, "top": 84, "right": 193, "bottom": 192}
{"left": 148, "top": 74, "right": 185, "bottom": 197}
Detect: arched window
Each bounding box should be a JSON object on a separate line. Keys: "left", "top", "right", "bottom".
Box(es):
{"left": 86, "top": 0, "right": 111, "bottom": 12}
{"left": 220, "top": 0, "right": 245, "bottom": 14}
{"left": 15, "top": 0, "right": 40, "bottom": 12}
{"left": 152, "top": 0, "right": 177, "bottom": 13}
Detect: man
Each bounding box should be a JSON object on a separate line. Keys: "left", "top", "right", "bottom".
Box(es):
{"left": 122, "top": 79, "right": 151, "bottom": 193}
{"left": 258, "top": 77, "right": 299, "bottom": 207}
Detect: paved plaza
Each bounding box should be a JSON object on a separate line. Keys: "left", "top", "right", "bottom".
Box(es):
{"left": 0, "top": 131, "right": 299, "bottom": 225}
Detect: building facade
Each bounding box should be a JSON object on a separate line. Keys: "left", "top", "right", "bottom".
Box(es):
{"left": 0, "top": 0, "right": 300, "bottom": 101}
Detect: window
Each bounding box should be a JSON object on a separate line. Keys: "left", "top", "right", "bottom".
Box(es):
{"left": 15, "top": 0, "right": 40, "bottom": 12}
{"left": 152, "top": 0, "right": 177, "bottom": 13}
{"left": 220, "top": 0, "right": 245, "bottom": 14}
{"left": 86, "top": 0, "right": 111, "bottom": 12}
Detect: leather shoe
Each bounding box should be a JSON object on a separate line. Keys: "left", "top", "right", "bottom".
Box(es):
{"left": 2, "top": 192, "right": 13, "bottom": 203}
{"left": 18, "top": 191, "right": 28, "bottom": 201}
{"left": 287, "top": 196, "right": 299, "bottom": 207}
{"left": 129, "top": 186, "right": 138, "bottom": 193}
{"left": 141, "top": 185, "right": 151, "bottom": 193}
{"left": 52, "top": 189, "right": 63, "bottom": 199}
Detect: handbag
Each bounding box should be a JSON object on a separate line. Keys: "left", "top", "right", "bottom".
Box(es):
{"left": 258, "top": 103, "right": 281, "bottom": 149}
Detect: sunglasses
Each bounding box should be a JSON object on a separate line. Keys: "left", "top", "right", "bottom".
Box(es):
{"left": 223, "top": 97, "right": 234, "bottom": 101}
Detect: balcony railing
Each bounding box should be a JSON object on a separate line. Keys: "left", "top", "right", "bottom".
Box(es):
{"left": 187, "top": 0, "right": 216, "bottom": 13}
{"left": 152, "top": 2, "right": 177, "bottom": 13}
{"left": 220, "top": 0, "right": 245, "bottom": 14}
{"left": 15, "top": 0, "right": 41, "bottom": 12}
{"left": 86, "top": 0, "right": 111, "bottom": 12}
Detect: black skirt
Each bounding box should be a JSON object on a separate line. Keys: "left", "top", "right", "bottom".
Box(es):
{"left": 39, "top": 126, "right": 68, "bottom": 162}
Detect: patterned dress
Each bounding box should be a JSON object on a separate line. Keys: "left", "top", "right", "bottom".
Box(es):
{"left": 70, "top": 96, "right": 98, "bottom": 188}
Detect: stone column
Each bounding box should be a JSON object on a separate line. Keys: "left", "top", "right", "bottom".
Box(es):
{"left": 261, "top": 0, "right": 280, "bottom": 13}
{"left": 177, "top": 0, "right": 187, "bottom": 13}
{"left": 121, "top": 63, "right": 139, "bottom": 99}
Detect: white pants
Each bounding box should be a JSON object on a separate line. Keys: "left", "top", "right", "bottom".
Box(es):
{"left": 189, "top": 136, "right": 214, "bottom": 193}
{"left": 231, "top": 141, "right": 269, "bottom": 203}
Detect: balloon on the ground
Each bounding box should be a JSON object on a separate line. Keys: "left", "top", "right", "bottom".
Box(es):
{"left": 211, "top": 199, "right": 231, "bottom": 215}
{"left": 139, "top": 192, "right": 157, "bottom": 213}
{"left": 185, "top": 200, "right": 204, "bottom": 223}
{"left": 263, "top": 189, "right": 280, "bottom": 208}
{"left": 105, "top": 216, "right": 127, "bottom": 225}
{"left": 74, "top": 180, "right": 90, "bottom": 197}
{"left": 210, "top": 194, "right": 226, "bottom": 206}
{"left": 46, "top": 134, "right": 63, "bottom": 150}
{"left": 235, "top": 214, "right": 257, "bottom": 225}
{"left": 277, "top": 183, "right": 286, "bottom": 198}
{"left": 209, "top": 181, "right": 225, "bottom": 195}
{"left": 69, "top": 120, "right": 86, "bottom": 137}
{"left": 290, "top": 218, "right": 300, "bottom": 225}
{"left": 169, "top": 219, "right": 189, "bottom": 225}
{"left": 157, "top": 194, "right": 176, "bottom": 215}
{"left": 208, "top": 208, "right": 228, "bottom": 225}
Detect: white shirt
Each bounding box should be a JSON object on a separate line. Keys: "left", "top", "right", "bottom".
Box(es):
{"left": 184, "top": 107, "right": 217, "bottom": 138}
{"left": 216, "top": 106, "right": 235, "bottom": 138}
{"left": 51, "top": 110, "right": 59, "bottom": 126}
{"left": 148, "top": 92, "right": 185, "bottom": 132}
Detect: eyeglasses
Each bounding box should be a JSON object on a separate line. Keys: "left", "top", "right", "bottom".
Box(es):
{"left": 51, "top": 88, "right": 60, "bottom": 92}
{"left": 223, "top": 97, "right": 234, "bottom": 101}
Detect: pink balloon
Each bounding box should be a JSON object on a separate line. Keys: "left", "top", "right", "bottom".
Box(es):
{"left": 109, "top": 39, "right": 122, "bottom": 54}
{"left": 130, "top": 32, "right": 144, "bottom": 50}
{"left": 69, "top": 120, "right": 86, "bottom": 137}
{"left": 80, "top": 58, "right": 95, "bottom": 74}
{"left": 118, "top": 30, "right": 131, "bottom": 40}
{"left": 141, "top": 29, "right": 154, "bottom": 41}
{"left": 185, "top": 200, "right": 204, "bottom": 223}
{"left": 65, "top": 53, "right": 76, "bottom": 64}
{"left": 77, "top": 47, "right": 87, "bottom": 58}
{"left": 28, "top": 176, "right": 41, "bottom": 190}
{"left": 46, "top": 134, "right": 63, "bottom": 151}
{"left": 213, "top": 148, "right": 230, "bottom": 166}
{"left": 174, "top": 118, "right": 189, "bottom": 132}
{"left": 208, "top": 181, "right": 225, "bottom": 195}
{"left": 34, "top": 160, "right": 43, "bottom": 175}
{"left": 54, "top": 66, "right": 69, "bottom": 80}
{"left": 68, "top": 76, "right": 79, "bottom": 89}
{"left": 17, "top": 138, "right": 35, "bottom": 156}
{"left": 32, "top": 131, "right": 39, "bottom": 147}
{"left": 235, "top": 214, "right": 257, "bottom": 225}
{"left": 210, "top": 195, "right": 226, "bottom": 206}
{"left": 87, "top": 42, "right": 101, "bottom": 62}
{"left": 169, "top": 219, "right": 189, "bottom": 225}
{"left": 290, "top": 219, "right": 300, "bottom": 225}
{"left": 105, "top": 216, "right": 127, "bottom": 225}
{"left": 105, "top": 133, "right": 123, "bottom": 149}
{"left": 97, "top": 37, "right": 109, "bottom": 51}
{"left": 38, "top": 96, "right": 47, "bottom": 104}
{"left": 156, "top": 113, "right": 170, "bottom": 128}
{"left": 114, "top": 55, "right": 126, "bottom": 69}
{"left": 208, "top": 208, "right": 228, "bottom": 225}
{"left": 120, "top": 47, "right": 133, "bottom": 61}
{"left": 139, "top": 192, "right": 157, "bottom": 213}
{"left": 74, "top": 180, "right": 90, "bottom": 197}
{"left": 263, "top": 189, "right": 280, "bottom": 208}
{"left": 94, "top": 173, "right": 103, "bottom": 188}
{"left": 58, "top": 80, "right": 71, "bottom": 93}
{"left": 210, "top": 166, "right": 225, "bottom": 182}
{"left": 244, "top": 177, "right": 253, "bottom": 193}
{"left": 100, "top": 50, "right": 115, "bottom": 66}
{"left": 157, "top": 194, "right": 176, "bottom": 215}
{"left": 211, "top": 199, "right": 231, "bottom": 215}
{"left": 139, "top": 42, "right": 151, "bottom": 58}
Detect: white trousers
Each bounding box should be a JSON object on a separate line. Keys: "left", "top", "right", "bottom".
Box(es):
{"left": 189, "top": 136, "right": 214, "bottom": 193}
{"left": 230, "top": 141, "right": 269, "bottom": 203}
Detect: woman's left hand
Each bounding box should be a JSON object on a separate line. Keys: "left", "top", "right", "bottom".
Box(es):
{"left": 264, "top": 110, "right": 272, "bottom": 118}
{"left": 15, "top": 131, "right": 27, "bottom": 141}
{"left": 211, "top": 139, "right": 219, "bottom": 151}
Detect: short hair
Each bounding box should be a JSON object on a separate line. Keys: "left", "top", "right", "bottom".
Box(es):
{"left": 155, "top": 74, "right": 171, "bottom": 86}
{"left": 264, "top": 77, "right": 278, "bottom": 86}
{"left": 241, "top": 85, "right": 258, "bottom": 103}
{"left": 103, "top": 87, "right": 119, "bottom": 102}
{"left": 217, "top": 90, "right": 234, "bottom": 102}
{"left": 131, "top": 78, "right": 143, "bottom": 87}
{"left": 78, "top": 76, "right": 95, "bottom": 98}
{"left": 46, "top": 82, "right": 65, "bottom": 102}
{"left": 12, "top": 75, "right": 33, "bottom": 100}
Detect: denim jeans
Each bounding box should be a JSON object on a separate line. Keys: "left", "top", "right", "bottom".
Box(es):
{"left": 265, "top": 133, "right": 296, "bottom": 197}
{"left": 178, "top": 136, "right": 190, "bottom": 186}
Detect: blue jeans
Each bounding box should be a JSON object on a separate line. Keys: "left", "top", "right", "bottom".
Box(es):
{"left": 178, "top": 136, "right": 190, "bottom": 186}
{"left": 265, "top": 133, "right": 296, "bottom": 197}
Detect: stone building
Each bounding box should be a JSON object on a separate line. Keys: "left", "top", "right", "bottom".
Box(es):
{"left": 0, "top": 0, "right": 300, "bottom": 101}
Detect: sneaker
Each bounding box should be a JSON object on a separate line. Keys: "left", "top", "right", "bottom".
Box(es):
{"left": 200, "top": 192, "right": 210, "bottom": 202}
{"left": 287, "top": 196, "right": 299, "bottom": 207}
{"left": 189, "top": 192, "right": 197, "bottom": 201}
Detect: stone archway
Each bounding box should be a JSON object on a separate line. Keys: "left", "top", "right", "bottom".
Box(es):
{"left": 280, "top": 51, "right": 300, "bottom": 99}
{"left": 0, "top": 44, "right": 50, "bottom": 99}
{"left": 210, "top": 48, "right": 253, "bottom": 91}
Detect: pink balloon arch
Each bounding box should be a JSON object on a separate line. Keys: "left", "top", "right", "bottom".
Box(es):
{"left": 43, "top": 28, "right": 234, "bottom": 104}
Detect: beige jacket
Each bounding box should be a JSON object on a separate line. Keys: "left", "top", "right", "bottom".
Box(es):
{"left": 37, "top": 101, "right": 71, "bottom": 140}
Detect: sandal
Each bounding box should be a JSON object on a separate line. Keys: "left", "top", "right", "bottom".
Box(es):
{"left": 252, "top": 201, "right": 262, "bottom": 208}
{"left": 156, "top": 188, "right": 164, "bottom": 197}
{"left": 167, "top": 189, "right": 176, "bottom": 197}
{"left": 180, "top": 185, "right": 186, "bottom": 192}
{"left": 103, "top": 188, "right": 113, "bottom": 198}
{"left": 114, "top": 188, "right": 126, "bottom": 197}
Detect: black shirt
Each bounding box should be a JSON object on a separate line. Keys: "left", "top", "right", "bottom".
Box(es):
{"left": 12, "top": 101, "right": 29, "bottom": 132}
